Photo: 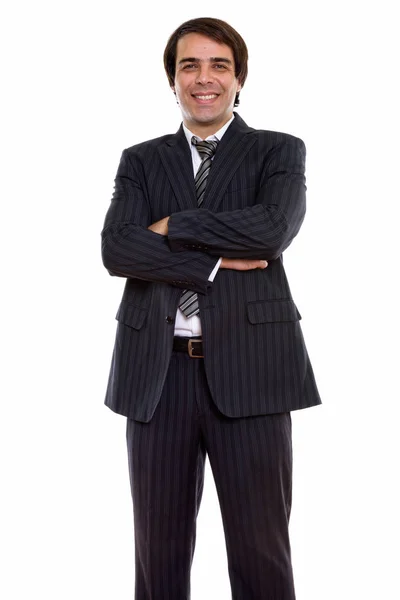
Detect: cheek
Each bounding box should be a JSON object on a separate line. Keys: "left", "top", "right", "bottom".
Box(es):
{"left": 221, "top": 77, "right": 238, "bottom": 92}
{"left": 177, "top": 84, "right": 192, "bottom": 98}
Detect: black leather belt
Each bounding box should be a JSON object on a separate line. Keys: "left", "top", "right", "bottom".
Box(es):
{"left": 173, "top": 336, "right": 204, "bottom": 358}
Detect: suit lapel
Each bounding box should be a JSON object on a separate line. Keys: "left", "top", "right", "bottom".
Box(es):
{"left": 158, "top": 126, "right": 197, "bottom": 211}
{"left": 157, "top": 113, "right": 256, "bottom": 213}
{"left": 201, "top": 113, "right": 256, "bottom": 212}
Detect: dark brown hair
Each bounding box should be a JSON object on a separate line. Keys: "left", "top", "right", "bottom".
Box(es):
{"left": 163, "top": 17, "right": 248, "bottom": 107}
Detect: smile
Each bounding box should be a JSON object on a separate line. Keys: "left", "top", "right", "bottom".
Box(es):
{"left": 193, "top": 94, "right": 219, "bottom": 100}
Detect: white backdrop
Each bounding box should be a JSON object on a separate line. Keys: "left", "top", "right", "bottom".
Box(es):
{"left": 1, "top": 1, "right": 399, "bottom": 598}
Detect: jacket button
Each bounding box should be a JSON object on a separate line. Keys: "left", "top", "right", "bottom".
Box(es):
{"left": 165, "top": 316, "right": 175, "bottom": 324}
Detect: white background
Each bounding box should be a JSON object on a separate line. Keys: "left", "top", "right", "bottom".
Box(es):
{"left": 1, "top": 1, "right": 399, "bottom": 598}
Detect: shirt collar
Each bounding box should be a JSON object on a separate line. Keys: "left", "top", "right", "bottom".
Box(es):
{"left": 183, "top": 114, "right": 235, "bottom": 147}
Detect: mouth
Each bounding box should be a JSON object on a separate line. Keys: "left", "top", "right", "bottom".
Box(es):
{"left": 191, "top": 93, "right": 219, "bottom": 103}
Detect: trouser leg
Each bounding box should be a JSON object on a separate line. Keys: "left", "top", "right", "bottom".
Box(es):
{"left": 196, "top": 361, "right": 296, "bottom": 600}
{"left": 126, "top": 353, "right": 206, "bottom": 600}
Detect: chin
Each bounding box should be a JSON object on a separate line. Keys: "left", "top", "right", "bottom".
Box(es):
{"left": 193, "top": 114, "right": 218, "bottom": 123}
{"left": 191, "top": 109, "right": 222, "bottom": 123}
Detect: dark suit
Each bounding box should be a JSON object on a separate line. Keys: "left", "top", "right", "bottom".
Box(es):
{"left": 101, "top": 113, "right": 321, "bottom": 598}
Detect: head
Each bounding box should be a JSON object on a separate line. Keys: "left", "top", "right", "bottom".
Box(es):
{"left": 163, "top": 17, "right": 248, "bottom": 137}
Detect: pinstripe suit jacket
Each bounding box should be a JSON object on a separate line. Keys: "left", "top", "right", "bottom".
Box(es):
{"left": 101, "top": 112, "right": 322, "bottom": 421}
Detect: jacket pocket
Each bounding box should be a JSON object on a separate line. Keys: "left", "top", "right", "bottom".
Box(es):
{"left": 115, "top": 303, "right": 148, "bottom": 330}
{"left": 246, "top": 299, "right": 302, "bottom": 324}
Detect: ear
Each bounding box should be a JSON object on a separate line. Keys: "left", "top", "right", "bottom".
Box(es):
{"left": 237, "top": 81, "right": 242, "bottom": 93}
{"left": 171, "top": 86, "right": 176, "bottom": 94}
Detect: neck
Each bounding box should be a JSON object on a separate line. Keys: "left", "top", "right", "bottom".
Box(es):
{"left": 184, "top": 113, "right": 233, "bottom": 139}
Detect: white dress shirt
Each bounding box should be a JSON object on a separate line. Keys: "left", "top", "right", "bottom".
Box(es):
{"left": 173, "top": 115, "right": 234, "bottom": 336}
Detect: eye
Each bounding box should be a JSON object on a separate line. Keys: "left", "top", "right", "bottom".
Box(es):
{"left": 182, "top": 64, "right": 197, "bottom": 70}
{"left": 213, "top": 64, "right": 227, "bottom": 69}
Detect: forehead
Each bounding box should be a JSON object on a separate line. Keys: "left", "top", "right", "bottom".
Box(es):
{"left": 176, "top": 32, "right": 234, "bottom": 61}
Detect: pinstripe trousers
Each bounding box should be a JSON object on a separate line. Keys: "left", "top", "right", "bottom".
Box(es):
{"left": 126, "top": 349, "right": 296, "bottom": 600}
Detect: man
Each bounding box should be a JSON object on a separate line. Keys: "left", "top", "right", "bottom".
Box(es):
{"left": 101, "top": 16, "right": 322, "bottom": 600}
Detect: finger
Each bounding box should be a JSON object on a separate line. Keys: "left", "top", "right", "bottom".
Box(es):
{"left": 237, "top": 260, "right": 268, "bottom": 270}
{"left": 245, "top": 260, "right": 268, "bottom": 269}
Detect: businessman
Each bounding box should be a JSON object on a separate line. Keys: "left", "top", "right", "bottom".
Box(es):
{"left": 101, "top": 16, "right": 322, "bottom": 600}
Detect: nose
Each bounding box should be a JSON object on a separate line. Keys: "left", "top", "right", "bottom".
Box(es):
{"left": 195, "top": 65, "right": 214, "bottom": 85}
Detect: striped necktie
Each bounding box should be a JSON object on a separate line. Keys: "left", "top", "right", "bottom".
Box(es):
{"left": 178, "top": 137, "right": 218, "bottom": 318}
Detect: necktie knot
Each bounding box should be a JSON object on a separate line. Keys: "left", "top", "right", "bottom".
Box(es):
{"left": 191, "top": 137, "right": 218, "bottom": 160}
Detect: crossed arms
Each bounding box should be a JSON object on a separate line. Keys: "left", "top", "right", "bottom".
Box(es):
{"left": 101, "top": 136, "right": 306, "bottom": 294}
{"left": 147, "top": 216, "right": 268, "bottom": 273}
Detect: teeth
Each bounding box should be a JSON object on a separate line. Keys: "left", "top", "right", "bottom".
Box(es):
{"left": 194, "top": 94, "right": 217, "bottom": 100}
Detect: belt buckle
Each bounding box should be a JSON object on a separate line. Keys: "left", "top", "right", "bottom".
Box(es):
{"left": 188, "top": 338, "right": 204, "bottom": 358}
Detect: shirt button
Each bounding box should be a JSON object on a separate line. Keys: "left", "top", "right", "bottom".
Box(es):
{"left": 165, "top": 316, "right": 175, "bottom": 324}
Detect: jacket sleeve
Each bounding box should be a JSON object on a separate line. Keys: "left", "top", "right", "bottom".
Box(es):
{"left": 101, "top": 149, "right": 219, "bottom": 294}
{"left": 167, "top": 136, "right": 307, "bottom": 261}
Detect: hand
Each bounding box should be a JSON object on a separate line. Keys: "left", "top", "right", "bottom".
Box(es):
{"left": 148, "top": 216, "right": 170, "bottom": 235}
{"left": 220, "top": 258, "right": 268, "bottom": 271}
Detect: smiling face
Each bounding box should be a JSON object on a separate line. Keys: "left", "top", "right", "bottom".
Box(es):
{"left": 172, "top": 33, "right": 242, "bottom": 138}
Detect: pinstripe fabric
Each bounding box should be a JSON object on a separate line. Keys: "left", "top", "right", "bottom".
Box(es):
{"left": 101, "top": 112, "right": 322, "bottom": 421}
{"left": 192, "top": 138, "right": 218, "bottom": 205}
{"left": 126, "top": 351, "right": 295, "bottom": 599}
{"left": 178, "top": 139, "right": 218, "bottom": 318}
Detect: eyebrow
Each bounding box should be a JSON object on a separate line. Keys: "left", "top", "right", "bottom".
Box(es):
{"left": 178, "top": 57, "right": 233, "bottom": 66}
